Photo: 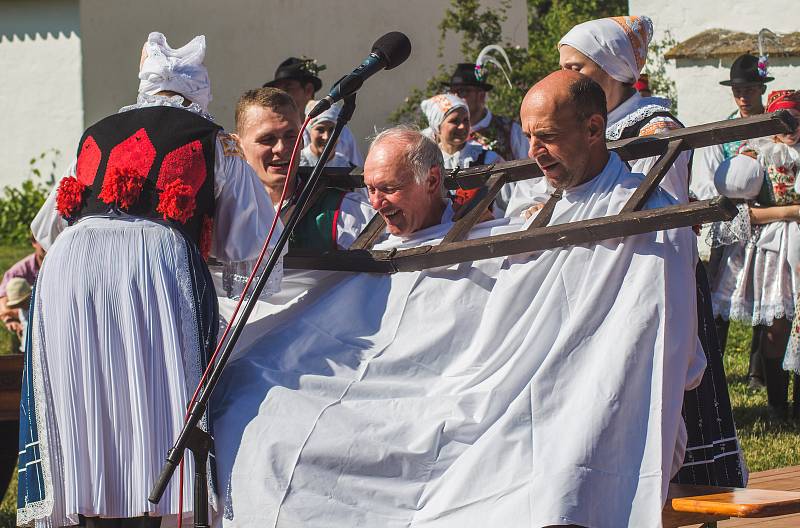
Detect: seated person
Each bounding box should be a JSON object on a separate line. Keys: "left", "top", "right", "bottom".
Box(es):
{"left": 212, "top": 71, "right": 703, "bottom": 528}
{"left": 233, "top": 87, "right": 372, "bottom": 250}
{"left": 0, "top": 234, "right": 43, "bottom": 338}
{"left": 299, "top": 102, "right": 352, "bottom": 168}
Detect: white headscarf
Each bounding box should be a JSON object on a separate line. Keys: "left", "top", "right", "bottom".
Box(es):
{"left": 421, "top": 93, "right": 469, "bottom": 135}
{"left": 714, "top": 154, "right": 763, "bottom": 199}
{"left": 307, "top": 101, "right": 341, "bottom": 129}
{"left": 138, "top": 32, "right": 212, "bottom": 111}
{"left": 559, "top": 16, "right": 653, "bottom": 84}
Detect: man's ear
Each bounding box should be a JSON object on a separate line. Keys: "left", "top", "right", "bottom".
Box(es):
{"left": 231, "top": 133, "right": 241, "bottom": 146}
{"left": 428, "top": 164, "right": 442, "bottom": 193}
{"left": 587, "top": 114, "right": 606, "bottom": 144}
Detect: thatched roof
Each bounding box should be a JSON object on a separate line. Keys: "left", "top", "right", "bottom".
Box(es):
{"left": 665, "top": 29, "right": 800, "bottom": 60}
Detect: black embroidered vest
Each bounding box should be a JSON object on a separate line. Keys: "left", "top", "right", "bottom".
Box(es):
{"left": 58, "top": 106, "right": 221, "bottom": 247}
{"left": 470, "top": 113, "right": 514, "bottom": 161}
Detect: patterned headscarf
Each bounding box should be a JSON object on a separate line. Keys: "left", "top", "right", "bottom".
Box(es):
{"left": 767, "top": 90, "right": 799, "bottom": 113}
{"left": 421, "top": 94, "right": 469, "bottom": 134}
{"left": 138, "top": 32, "right": 212, "bottom": 111}
{"left": 559, "top": 16, "right": 654, "bottom": 84}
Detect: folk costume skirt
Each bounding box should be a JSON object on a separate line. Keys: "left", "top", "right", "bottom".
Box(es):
{"left": 18, "top": 216, "right": 217, "bottom": 526}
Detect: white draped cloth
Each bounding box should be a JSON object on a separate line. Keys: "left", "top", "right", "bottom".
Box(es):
{"left": 212, "top": 152, "right": 703, "bottom": 527}
{"left": 24, "top": 97, "right": 280, "bottom": 526}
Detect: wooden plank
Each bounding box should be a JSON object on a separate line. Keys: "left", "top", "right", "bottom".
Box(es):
{"left": 442, "top": 111, "right": 797, "bottom": 191}
{"left": 622, "top": 138, "right": 685, "bottom": 213}
{"left": 443, "top": 172, "right": 506, "bottom": 243}
{"left": 526, "top": 189, "right": 562, "bottom": 230}
{"left": 284, "top": 197, "right": 737, "bottom": 273}
{"left": 670, "top": 487, "right": 800, "bottom": 518}
{"left": 350, "top": 214, "right": 387, "bottom": 251}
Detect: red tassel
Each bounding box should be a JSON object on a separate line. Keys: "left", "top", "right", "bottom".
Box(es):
{"left": 55, "top": 176, "right": 87, "bottom": 219}
{"left": 156, "top": 179, "right": 196, "bottom": 224}
{"left": 98, "top": 166, "right": 146, "bottom": 209}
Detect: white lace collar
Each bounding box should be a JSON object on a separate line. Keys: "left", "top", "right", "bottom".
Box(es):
{"left": 118, "top": 92, "right": 216, "bottom": 122}
{"left": 605, "top": 93, "right": 672, "bottom": 141}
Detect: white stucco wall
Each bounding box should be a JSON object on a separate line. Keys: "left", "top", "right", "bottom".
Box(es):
{"left": 630, "top": 0, "right": 800, "bottom": 125}
{"left": 79, "top": 0, "right": 527, "bottom": 158}
{"left": 0, "top": 0, "right": 83, "bottom": 189}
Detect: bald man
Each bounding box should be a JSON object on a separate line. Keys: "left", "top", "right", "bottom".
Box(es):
{"left": 521, "top": 71, "right": 705, "bottom": 527}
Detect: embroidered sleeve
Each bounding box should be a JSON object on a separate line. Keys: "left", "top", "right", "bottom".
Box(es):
{"left": 638, "top": 116, "right": 682, "bottom": 137}
{"left": 218, "top": 132, "right": 245, "bottom": 159}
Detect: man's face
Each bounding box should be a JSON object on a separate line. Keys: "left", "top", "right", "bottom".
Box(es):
{"left": 438, "top": 108, "right": 470, "bottom": 149}
{"left": 732, "top": 83, "right": 765, "bottom": 117}
{"left": 235, "top": 104, "right": 301, "bottom": 195}
{"left": 449, "top": 84, "right": 486, "bottom": 119}
{"left": 271, "top": 79, "right": 315, "bottom": 116}
{"left": 364, "top": 141, "right": 441, "bottom": 236}
{"left": 521, "top": 95, "right": 594, "bottom": 189}
{"left": 559, "top": 45, "right": 616, "bottom": 106}
{"left": 308, "top": 120, "right": 337, "bottom": 156}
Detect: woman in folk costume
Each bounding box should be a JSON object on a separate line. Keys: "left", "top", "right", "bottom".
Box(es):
{"left": 757, "top": 90, "right": 800, "bottom": 417}
{"left": 420, "top": 93, "right": 503, "bottom": 212}
{"left": 511, "top": 15, "right": 747, "bottom": 488}
{"left": 18, "top": 32, "right": 280, "bottom": 527}
{"left": 713, "top": 91, "right": 800, "bottom": 419}
{"left": 299, "top": 102, "right": 352, "bottom": 168}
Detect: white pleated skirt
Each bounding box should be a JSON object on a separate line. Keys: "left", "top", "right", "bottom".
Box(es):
{"left": 29, "top": 216, "right": 208, "bottom": 526}
{"left": 712, "top": 231, "right": 796, "bottom": 326}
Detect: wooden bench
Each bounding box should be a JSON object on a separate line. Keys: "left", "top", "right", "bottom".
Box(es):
{"left": 663, "top": 479, "right": 800, "bottom": 527}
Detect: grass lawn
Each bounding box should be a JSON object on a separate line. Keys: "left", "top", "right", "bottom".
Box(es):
{"left": 0, "top": 266, "right": 796, "bottom": 523}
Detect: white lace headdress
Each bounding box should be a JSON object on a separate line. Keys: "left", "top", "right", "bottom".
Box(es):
{"left": 559, "top": 16, "right": 653, "bottom": 84}
{"left": 420, "top": 93, "right": 469, "bottom": 135}
{"left": 138, "top": 32, "right": 212, "bottom": 111}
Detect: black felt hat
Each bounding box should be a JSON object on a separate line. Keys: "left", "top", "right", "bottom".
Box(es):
{"left": 720, "top": 54, "right": 774, "bottom": 86}
{"left": 263, "top": 57, "right": 323, "bottom": 92}
{"left": 442, "top": 63, "right": 493, "bottom": 91}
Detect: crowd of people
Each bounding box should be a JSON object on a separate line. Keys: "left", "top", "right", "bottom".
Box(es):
{"left": 4, "top": 11, "right": 799, "bottom": 528}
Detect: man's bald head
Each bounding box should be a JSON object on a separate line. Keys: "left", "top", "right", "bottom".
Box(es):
{"left": 520, "top": 70, "right": 609, "bottom": 189}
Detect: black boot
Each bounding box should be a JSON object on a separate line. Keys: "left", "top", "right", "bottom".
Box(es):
{"left": 792, "top": 372, "right": 800, "bottom": 420}
{"left": 749, "top": 326, "right": 765, "bottom": 390}
{"left": 763, "top": 356, "right": 789, "bottom": 420}
{"left": 715, "top": 317, "right": 730, "bottom": 356}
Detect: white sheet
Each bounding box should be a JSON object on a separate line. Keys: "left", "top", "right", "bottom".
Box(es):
{"left": 212, "top": 153, "right": 703, "bottom": 527}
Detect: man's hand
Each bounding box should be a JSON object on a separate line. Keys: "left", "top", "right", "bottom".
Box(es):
{"left": 522, "top": 203, "right": 545, "bottom": 220}
{"left": 4, "top": 320, "right": 22, "bottom": 338}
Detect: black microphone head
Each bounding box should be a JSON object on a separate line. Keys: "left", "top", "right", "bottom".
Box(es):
{"left": 371, "top": 32, "right": 411, "bottom": 70}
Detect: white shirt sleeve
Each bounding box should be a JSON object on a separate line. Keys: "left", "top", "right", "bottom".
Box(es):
{"left": 212, "top": 135, "right": 282, "bottom": 262}
{"left": 336, "top": 191, "right": 376, "bottom": 249}
{"left": 629, "top": 151, "right": 692, "bottom": 204}
{"left": 336, "top": 126, "right": 364, "bottom": 166}
{"left": 691, "top": 145, "right": 725, "bottom": 200}
{"left": 31, "top": 160, "right": 74, "bottom": 251}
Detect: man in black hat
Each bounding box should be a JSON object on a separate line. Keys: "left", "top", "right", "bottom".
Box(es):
{"left": 692, "top": 53, "right": 773, "bottom": 391}
{"left": 264, "top": 57, "right": 363, "bottom": 166}
{"left": 443, "top": 62, "right": 529, "bottom": 163}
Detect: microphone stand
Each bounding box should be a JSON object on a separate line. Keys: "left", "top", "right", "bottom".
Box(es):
{"left": 148, "top": 94, "right": 358, "bottom": 527}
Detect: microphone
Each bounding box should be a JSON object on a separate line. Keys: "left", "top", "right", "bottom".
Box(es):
{"left": 308, "top": 32, "right": 412, "bottom": 119}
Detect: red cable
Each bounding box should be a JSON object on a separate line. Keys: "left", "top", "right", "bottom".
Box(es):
{"left": 177, "top": 115, "right": 312, "bottom": 527}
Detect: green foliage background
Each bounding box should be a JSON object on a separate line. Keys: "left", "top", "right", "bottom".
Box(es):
{"left": 390, "top": 0, "right": 629, "bottom": 126}
{"left": 0, "top": 150, "right": 58, "bottom": 246}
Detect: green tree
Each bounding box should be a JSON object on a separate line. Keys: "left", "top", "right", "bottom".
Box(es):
{"left": 390, "top": 0, "right": 629, "bottom": 125}
{"left": 0, "top": 150, "right": 59, "bottom": 245}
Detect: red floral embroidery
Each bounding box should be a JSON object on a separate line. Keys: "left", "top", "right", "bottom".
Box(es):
{"left": 199, "top": 215, "right": 213, "bottom": 260}
{"left": 98, "top": 165, "right": 146, "bottom": 209}
{"left": 777, "top": 165, "right": 788, "bottom": 174}
{"left": 55, "top": 176, "right": 87, "bottom": 218}
{"left": 156, "top": 179, "right": 196, "bottom": 223}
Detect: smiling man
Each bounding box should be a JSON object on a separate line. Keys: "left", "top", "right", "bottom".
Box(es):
{"left": 363, "top": 126, "right": 449, "bottom": 238}
{"left": 234, "top": 87, "right": 372, "bottom": 250}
